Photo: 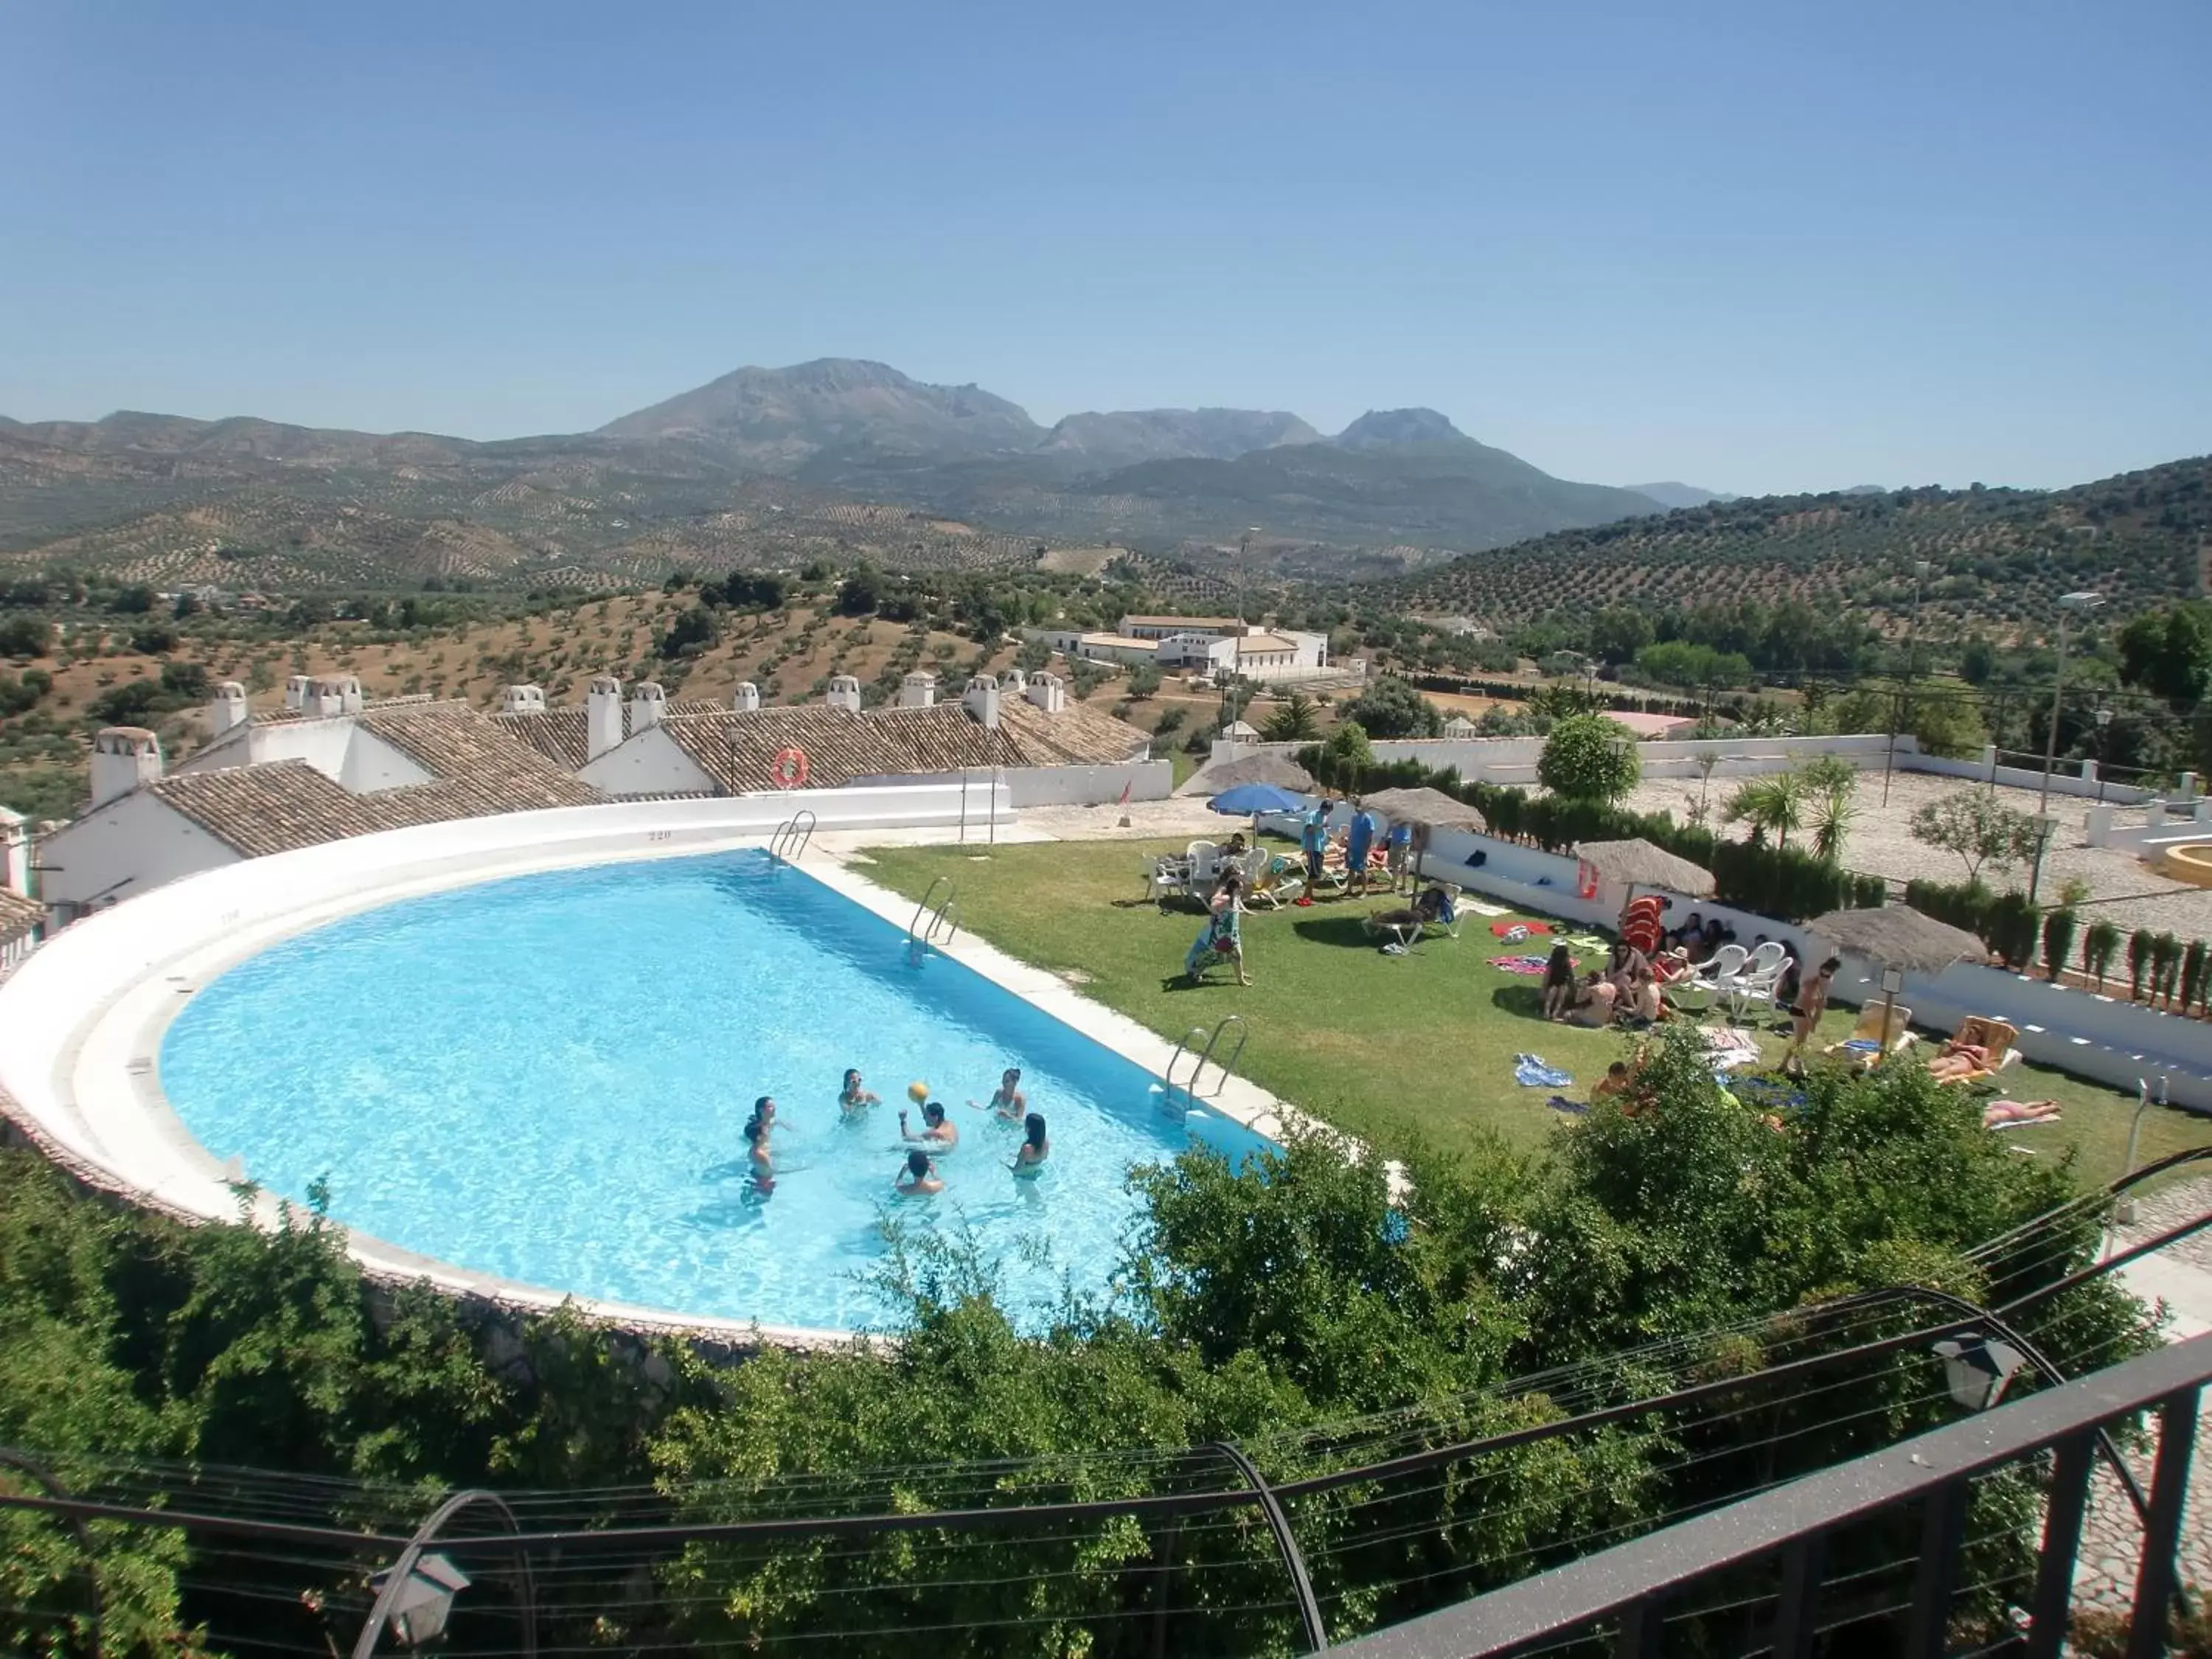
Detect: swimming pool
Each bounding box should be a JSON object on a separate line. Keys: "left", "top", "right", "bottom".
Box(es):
{"left": 157, "top": 850, "right": 1272, "bottom": 1332}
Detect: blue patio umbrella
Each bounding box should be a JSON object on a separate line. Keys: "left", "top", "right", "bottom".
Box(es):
{"left": 1208, "top": 782, "right": 1307, "bottom": 817}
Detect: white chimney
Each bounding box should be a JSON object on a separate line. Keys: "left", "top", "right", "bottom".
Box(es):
{"left": 900, "top": 672, "right": 937, "bottom": 709}
{"left": 629, "top": 681, "right": 668, "bottom": 731}
{"left": 0, "top": 805, "right": 29, "bottom": 897}
{"left": 90, "top": 727, "right": 163, "bottom": 807}
{"left": 962, "top": 674, "right": 1002, "bottom": 730}
{"left": 284, "top": 674, "right": 312, "bottom": 712}
{"left": 826, "top": 675, "right": 863, "bottom": 712}
{"left": 501, "top": 684, "right": 546, "bottom": 715}
{"left": 1026, "top": 671, "right": 1067, "bottom": 715}
{"left": 733, "top": 682, "right": 761, "bottom": 713}
{"left": 334, "top": 674, "right": 364, "bottom": 716}
{"left": 1001, "top": 668, "right": 1028, "bottom": 694}
{"left": 587, "top": 675, "right": 625, "bottom": 761}
{"left": 307, "top": 677, "right": 344, "bottom": 717}
{"left": 211, "top": 681, "right": 249, "bottom": 735}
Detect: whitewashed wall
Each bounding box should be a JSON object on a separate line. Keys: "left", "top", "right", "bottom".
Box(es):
{"left": 35, "top": 792, "right": 238, "bottom": 919}
{"left": 1002, "top": 760, "right": 1173, "bottom": 807}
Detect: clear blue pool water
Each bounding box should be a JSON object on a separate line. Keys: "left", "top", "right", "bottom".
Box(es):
{"left": 159, "top": 851, "right": 1273, "bottom": 1331}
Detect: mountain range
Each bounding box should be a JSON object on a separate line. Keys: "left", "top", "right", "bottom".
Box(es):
{"left": 0, "top": 358, "right": 1731, "bottom": 585}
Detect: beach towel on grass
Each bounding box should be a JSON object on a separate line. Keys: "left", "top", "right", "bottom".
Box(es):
{"left": 1489, "top": 955, "right": 1554, "bottom": 975}
{"left": 1702, "top": 1025, "right": 1763, "bottom": 1072}
{"left": 1514, "top": 1054, "right": 1573, "bottom": 1089}
{"left": 1490, "top": 919, "right": 1552, "bottom": 939}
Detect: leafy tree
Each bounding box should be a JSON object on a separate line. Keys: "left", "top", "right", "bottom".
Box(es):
{"left": 1589, "top": 606, "right": 1654, "bottom": 664}
{"left": 1800, "top": 757, "right": 1858, "bottom": 863}
{"left": 835, "top": 564, "right": 888, "bottom": 617}
{"left": 1960, "top": 635, "right": 1997, "bottom": 686}
{"left": 1909, "top": 790, "right": 2039, "bottom": 883}
{"left": 1318, "top": 720, "right": 1375, "bottom": 790}
{"left": 160, "top": 659, "right": 211, "bottom": 700}
{"left": 1537, "top": 714, "right": 1640, "bottom": 802}
{"left": 1124, "top": 659, "right": 1163, "bottom": 698}
{"left": 0, "top": 615, "right": 51, "bottom": 658}
{"left": 1261, "top": 691, "right": 1321, "bottom": 742}
{"left": 1343, "top": 675, "right": 1444, "bottom": 739}
{"left": 2117, "top": 601, "right": 2212, "bottom": 703}
{"left": 108, "top": 584, "right": 156, "bottom": 614}
{"left": 2126, "top": 929, "right": 2154, "bottom": 1001}
{"left": 2040, "top": 909, "right": 2079, "bottom": 981}
{"left": 659, "top": 604, "right": 721, "bottom": 658}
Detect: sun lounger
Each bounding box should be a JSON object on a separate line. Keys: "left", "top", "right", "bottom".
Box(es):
{"left": 1364, "top": 885, "right": 1461, "bottom": 949}
{"left": 1935, "top": 1016, "right": 2021, "bottom": 1085}
{"left": 1825, "top": 1003, "right": 1917, "bottom": 1068}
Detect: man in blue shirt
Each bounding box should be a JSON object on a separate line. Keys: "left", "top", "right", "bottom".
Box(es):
{"left": 1346, "top": 798, "right": 1379, "bottom": 897}
{"left": 1298, "top": 803, "right": 1329, "bottom": 907}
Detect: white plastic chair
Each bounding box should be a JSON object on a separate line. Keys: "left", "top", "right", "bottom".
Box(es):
{"left": 1144, "top": 854, "right": 1191, "bottom": 907}
{"left": 1672, "top": 944, "right": 1747, "bottom": 1013}
{"left": 1728, "top": 951, "right": 1795, "bottom": 1018}
{"left": 1186, "top": 841, "right": 1222, "bottom": 886}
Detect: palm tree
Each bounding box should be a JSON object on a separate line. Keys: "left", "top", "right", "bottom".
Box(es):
{"left": 1808, "top": 780, "right": 1857, "bottom": 863}
{"left": 1262, "top": 692, "right": 1321, "bottom": 742}
{"left": 1723, "top": 773, "right": 1806, "bottom": 850}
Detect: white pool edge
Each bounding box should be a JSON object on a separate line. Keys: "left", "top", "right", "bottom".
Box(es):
{"left": 0, "top": 793, "right": 1310, "bottom": 1350}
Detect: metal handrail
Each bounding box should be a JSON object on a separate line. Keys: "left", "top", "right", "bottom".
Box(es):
{"left": 769, "top": 810, "right": 818, "bottom": 863}
{"left": 908, "top": 876, "right": 953, "bottom": 946}
{"left": 1192, "top": 1014, "right": 1248, "bottom": 1096}
{"left": 1318, "top": 1332, "right": 2212, "bottom": 1659}
{"left": 1162, "top": 1026, "right": 1209, "bottom": 1109}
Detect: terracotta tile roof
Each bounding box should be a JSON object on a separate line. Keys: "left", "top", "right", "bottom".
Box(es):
{"left": 643, "top": 698, "right": 1148, "bottom": 794}
{"left": 355, "top": 703, "right": 602, "bottom": 813}
{"left": 0, "top": 886, "right": 41, "bottom": 945}
{"left": 496, "top": 707, "right": 591, "bottom": 771}
{"left": 147, "top": 703, "right": 602, "bottom": 858}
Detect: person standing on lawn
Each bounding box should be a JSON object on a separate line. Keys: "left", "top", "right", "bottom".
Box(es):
{"left": 1296, "top": 802, "right": 1329, "bottom": 907}
{"left": 1346, "top": 799, "right": 1378, "bottom": 897}
{"left": 1780, "top": 957, "right": 1841, "bottom": 1077}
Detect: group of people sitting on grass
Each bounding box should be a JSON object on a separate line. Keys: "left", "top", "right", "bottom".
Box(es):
{"left": 1540, "top": 938, "right": 1678, "bottom": 1029}
{"left": 736, "top": 1068, "right": 1051, "bottom": 1202}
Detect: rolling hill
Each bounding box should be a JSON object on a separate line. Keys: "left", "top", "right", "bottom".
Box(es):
{"left": 1380, "top": 459, "right": 2211, "bottom": 628}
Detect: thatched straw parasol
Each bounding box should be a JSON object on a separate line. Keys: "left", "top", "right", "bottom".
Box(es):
{"left": 1573, "top": 838, "right": 1717, "bottom": 899}
{"left": 1809, "top": 904, "right": 1986, "bottom": 1051}
{"left": 1360, "top": 787, "right": 1488, "bottom": 832}
{"left": 1175, "top": 751, "right": 1316, "bottom": 797}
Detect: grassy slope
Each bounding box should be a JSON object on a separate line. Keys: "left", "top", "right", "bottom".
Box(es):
{"left": 857, "top": 838, "right": 2212, "bottom": 1187}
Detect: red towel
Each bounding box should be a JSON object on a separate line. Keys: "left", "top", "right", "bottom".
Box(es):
{"left": 1489, "top": 919, "right": 1552, "bottom": 938}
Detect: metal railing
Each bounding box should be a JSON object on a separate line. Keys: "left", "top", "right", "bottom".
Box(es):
{"left": 1166, "top": 1014, "right": 1247, "bottom": 1102}
{"left": 767, "top": 809, "right": 817, "bottom": 863}
{"left": 1320, "top": 1331, "right": 2212, "bottom": 1659}
{"left": 907, "top": 875, "right": 958, "bottom": 950}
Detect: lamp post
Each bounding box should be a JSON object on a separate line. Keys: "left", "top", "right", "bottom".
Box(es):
{"left": 1882, "top": 560, "right": 1933, "bottom": 809}
{"left": 2028, "top": 590, "right": 2103, "bottom": 905}
{"left": 2096, "top": 704, "right": 2114, "bottom": 803}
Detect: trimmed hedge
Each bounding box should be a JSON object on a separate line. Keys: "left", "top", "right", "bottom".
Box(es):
{"left": 1300, "top": 747, "right": 1885, "bottom": 922}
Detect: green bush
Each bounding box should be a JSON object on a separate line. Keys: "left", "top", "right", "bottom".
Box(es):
{"left": 2082, "top": 919, "right": 2121, "bottom": 990}
{"left": 2040, "top": 909, "right": 2079, "bottom": 981}
{"left": 1537, "top": 714, "right": 1641, "bottom": 802}
{"left": 2127, "top": 929, "right": 2154, "bottom": 1000}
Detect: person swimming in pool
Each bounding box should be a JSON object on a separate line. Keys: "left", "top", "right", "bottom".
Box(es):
{"left": 747, "top": 1095, "right": 777, "bottom": 1135}
{"left": 743, "top": 1116, "right": 774, "bottom": 1196}
{"left": 1010, "top": 1112, "right": 1049, "bottom": 1178}
{"left": 839, "top": 1069, "right": 880, "bottom": 1114}
{"left": 900, "top": 1099, "right": 959, "bottom": 1149}
{"left": 971, "top": 1068, "right": 1026, "bottom": 1121}
{"left": 894, "top": 1148, "right": 944, "bottom": 1196}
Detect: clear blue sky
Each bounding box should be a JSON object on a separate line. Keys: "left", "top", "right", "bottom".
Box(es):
{"left": 4, "top": 0, "right": 2205, "bottom": 495}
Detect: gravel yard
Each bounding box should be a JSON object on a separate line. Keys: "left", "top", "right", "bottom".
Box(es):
{"left": 1621, "top": 768, "right": 2212, "bottom": 950}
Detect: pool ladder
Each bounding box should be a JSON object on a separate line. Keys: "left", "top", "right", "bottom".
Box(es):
{"left": 1165, "top": 1015, "right": 1247, "bottom": 1105}
{"left": 908, "top": 875, "right": 959, "bottom": 950}
{"left": 768, "top": 810, "right": 818, "bottom": 864}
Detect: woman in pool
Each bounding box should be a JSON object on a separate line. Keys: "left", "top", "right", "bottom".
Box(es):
{"left": 900, "top": 1099, "right": 959, "bottom": 1149}
{"left": 743, "top": 1116, "right": 774, "bottom": 1197}
{"left": 971, "top": 1068, "right": 1026, "bottom": 1121}
{"left": 748, "top": 1095, "right": 777, "bottom": 1134}
{"left": 839, "top": 1069, "right": 880, "bottom": 1114}
{"left": 1011, "top": 1113, "right": 1049, "bottom": 1178}
{"left": 894, "top": 1148, "right": 944, "bottom": 1196}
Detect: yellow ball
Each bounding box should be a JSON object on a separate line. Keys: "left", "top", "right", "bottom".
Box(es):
{"left": 907, "top": 1081, "right": 931, "bottom": 1104}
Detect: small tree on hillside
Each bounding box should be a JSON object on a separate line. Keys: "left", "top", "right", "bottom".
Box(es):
{"left": 1537, "top": 714, "right": 1641, "bottom": 803}
{"left": 1909, "top": 790, "right": 2040, "bottom": 884}
{"left": 1318, "top": 720, "right": 1375, "bottom": 793}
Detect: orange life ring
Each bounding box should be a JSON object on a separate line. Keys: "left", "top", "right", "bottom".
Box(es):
{"left": 771, "top": 746, "right": 810, "bottom": 789}
{"left": 1577, "top": 859, "right": 1600, "bottom": 901}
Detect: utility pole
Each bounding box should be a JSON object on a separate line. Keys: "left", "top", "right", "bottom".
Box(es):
{"left": 2027, "top": 589, "right": 2103, "bottom": 905}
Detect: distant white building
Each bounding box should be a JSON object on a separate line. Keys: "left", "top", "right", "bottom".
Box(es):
{"left": 1024, "top": 619, "right": 1330, "bottom": 683}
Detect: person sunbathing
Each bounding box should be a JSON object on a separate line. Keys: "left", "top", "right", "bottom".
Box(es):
{"left": 1371, "top": 885, "right": 1451, "bottom": 931}
{"left": 1983, "top": 1098, "right": 2062, "bottom": 1127}
{"left": 1926, "top": 1039, "right": 1995, "bottom": 1082}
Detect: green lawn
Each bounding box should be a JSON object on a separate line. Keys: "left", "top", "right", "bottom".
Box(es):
{"left": 856, "top": 838, "right": 2212, "bottom": 1188}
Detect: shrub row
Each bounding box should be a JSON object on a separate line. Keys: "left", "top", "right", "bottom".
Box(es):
{"left": 1907, "top": 877, "right": 2212, "bottom": 1012}
{"left": 1300, "top": 748, "right": 1885, "bottom": 922}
